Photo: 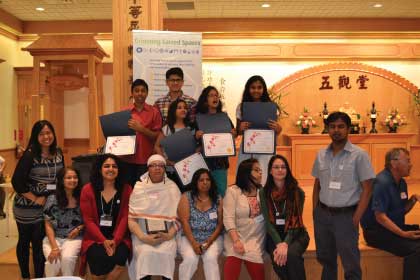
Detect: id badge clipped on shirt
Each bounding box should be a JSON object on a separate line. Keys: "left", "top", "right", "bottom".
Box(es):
{"left": 276, "top": 218, "right": 285, "bottom": 225}
{"left": 209, "top": 211, "right": 218, "bottom": 220}
{"left": 329, "top": 180, "right": 341, "bottom": 190}
{"left": 100, "top": 214, "right": 113, "bottom": 227}
{"left": 46, "top": 184, "right": 56, "bottom": 190}
{"left": 254, "top": 214, "right": 264, "bottom": 223}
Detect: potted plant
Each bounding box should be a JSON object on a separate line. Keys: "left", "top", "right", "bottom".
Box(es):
{"left": 296, "top": 108, "right": 316, "bottom": 134}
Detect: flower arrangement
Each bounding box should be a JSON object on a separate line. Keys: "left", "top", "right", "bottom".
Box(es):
{"left": 414, "top": 89, "right": 420, "bottom": 118}
{"left": 296, "top": 108, "right": 316, "bottom": 133}
{"left": 383, "top": 108, "right": 406, "bottom": 132}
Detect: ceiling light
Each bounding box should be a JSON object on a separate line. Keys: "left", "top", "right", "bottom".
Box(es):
{"left": 261, "top": 3, "right": 270, "bottom": 8}
{"left": 373, "top": 3, "right": 383, "bottom": 8}
{"left": 35, "top": 7, "right": 45, "bottom": 11}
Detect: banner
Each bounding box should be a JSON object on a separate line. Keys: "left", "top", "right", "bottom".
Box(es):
{"left": 133, "top": 30, "right": 202, "bottom": 104}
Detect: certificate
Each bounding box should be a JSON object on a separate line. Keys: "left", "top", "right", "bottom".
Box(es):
{"left": 243, "top": 129, "right": 275, "bottom": 154}
{"left": 145, "top": 219, "right": 168, "bottom": 234}
{"left": 202, "top": 133, "right": 235, "bottom": 157}
{"left": 174, "top": 153, "right": 209, "bottom": 186}
{"left": 105, "top": 136, "right": 136, "bottom": 155}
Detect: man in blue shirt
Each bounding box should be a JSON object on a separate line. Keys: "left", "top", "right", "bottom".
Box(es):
{"left": 361, "top": 147, "right": 420, "bottom": 280}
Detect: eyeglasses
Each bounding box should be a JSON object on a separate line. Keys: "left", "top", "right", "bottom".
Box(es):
{"left": 272, "top": 165, "right": 287, "bottom": 170}
{"left": 391, "top": 157, "right": 411, "bottom": 164}
{"left": 252, "top": 168, "right": 263, "bottom": 173}
{"left": 149, "top": 163, "right": 165, "bottom": 169}
{"left": 167, "top": 78, "right": 183, "bottom": 83}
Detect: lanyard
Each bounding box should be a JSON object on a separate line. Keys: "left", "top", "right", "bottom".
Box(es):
{"left": 100, "top": 193, "right": 115, "bottom": 216}
{"left": 271, "top": 193, "right": 286, "bottom": 217}
{"left": 44, "top": 157, "right": 57, "bottom": 181}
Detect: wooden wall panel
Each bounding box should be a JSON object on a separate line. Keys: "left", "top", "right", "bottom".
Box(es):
{"left": 63, "top": 138, "right": 90, "bottom": 167}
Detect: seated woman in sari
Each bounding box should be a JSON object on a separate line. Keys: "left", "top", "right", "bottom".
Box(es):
{"left": 128, "top": 154, "right": 181, "bottom": 280}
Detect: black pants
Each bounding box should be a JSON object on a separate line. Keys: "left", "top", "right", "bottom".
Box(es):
{"left": 141, "top": 276, "right": 170, "bottom": 280}
{"left": 16, "top": 221, "right": 45, "bottom": 278}
{"left": 266, "top": 229, "right": 310, "bottom": 280}
{"left": 363, "top": 225, "right": 420, "bottom": 280}
{"left": 87, "top": 243, "right": 129, "bottom": 276}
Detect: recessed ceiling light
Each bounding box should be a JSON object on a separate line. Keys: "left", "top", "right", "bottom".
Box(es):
{"left": 261, "top": 3, "right": 271, "bottom": 8}
{"left": 35, "top": 7, "right": 45, "bottom": 11}
{"left": 373, "top": 3, "right": 383, "bottom": 8}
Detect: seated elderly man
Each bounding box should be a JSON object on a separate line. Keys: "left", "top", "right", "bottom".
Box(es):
{"left": 128, "top": 154, "right": 181, "bottom": 280}
{"left": 361, "top": 148, "right": 420, "bottom": 280}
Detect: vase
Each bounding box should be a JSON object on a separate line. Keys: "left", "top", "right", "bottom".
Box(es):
{"left": 301, "top": 127, "right": 310, "bottom": 134}
{"left": 388, "top": 126, "right": 398, "bottom": 133}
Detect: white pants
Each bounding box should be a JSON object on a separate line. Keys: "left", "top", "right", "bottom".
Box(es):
{"left": 42, "top": 236, "right": 82, "bottom": 277}
{"left": 178, "top": 235, "right": 223, "bottom": 280}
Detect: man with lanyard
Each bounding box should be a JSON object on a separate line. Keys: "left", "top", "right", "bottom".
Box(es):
{"left": 311, "top": 111, "right": 375, "bottom": 280}
{"left": 361, "top": 148, "right": 420, "bottom": 280}
{"left": 154, "top": 67, "right": 197, "bottom": 125}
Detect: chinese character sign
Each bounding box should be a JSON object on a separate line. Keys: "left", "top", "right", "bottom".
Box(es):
{"left": 319, "top": 74, "right": 370, "bottom": 91}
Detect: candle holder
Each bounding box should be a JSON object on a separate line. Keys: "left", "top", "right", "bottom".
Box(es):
{"left": 369, "top": 102, "right": 378, "bottom": 134}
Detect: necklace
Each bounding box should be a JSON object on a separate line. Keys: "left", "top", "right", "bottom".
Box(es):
{"left": 197, "top": 195, "right": 209, "bottom": 202}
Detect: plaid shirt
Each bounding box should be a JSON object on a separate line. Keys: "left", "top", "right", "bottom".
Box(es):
{"left": 153, "top": 91, "right": 197, "bottom": 125}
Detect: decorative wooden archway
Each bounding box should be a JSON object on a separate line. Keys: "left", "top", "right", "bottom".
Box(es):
{"left": 22, "top": 34, "right": 108, "bottom": 153}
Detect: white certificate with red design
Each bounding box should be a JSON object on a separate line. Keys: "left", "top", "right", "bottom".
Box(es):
{"left": 105, "top": 136, "right": 136, "bottom": 155}
{"left": 243, "top": 129, "right": 275, "bottom": 154}
{"left": 174, "top": 153, "right": 209, "bottom": 186}
{"left": 202, "top": 133, "right": 235, "bottom": 157}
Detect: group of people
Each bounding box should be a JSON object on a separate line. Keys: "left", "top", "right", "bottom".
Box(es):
{"left": 9, "top": 66, "right": 420, "bottom": 280}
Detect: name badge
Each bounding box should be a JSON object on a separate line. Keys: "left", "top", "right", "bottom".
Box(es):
{"left": 100, "top": 215, "right": 113, "bottom": 227}
{"left": 46, "top": 184, "right": 56, "bottom": 190}
{"left": 148, "top": 192, "right": 159, "bottom": 200}
{"left": 276, "top": 218, "right": 285, "bottom": 225}
{"left": 254, "top": 214, "right": 264, "bottom": 223}
{"left": 401, "top": 192, "right": 408, "bottom": 199}
{"left": 329, "top": 181, "right": 341, "bottom": 190}
{"left": 209, "top": 211, "right": 218, "bottom": 220}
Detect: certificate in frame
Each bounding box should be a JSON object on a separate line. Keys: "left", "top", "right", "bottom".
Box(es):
{"left": 105, "top": 135, "right": 136, "bottom": 155}
{"left": 174, "top": 153, "right": 209, "bottom": 186}
{"left": 202, "top": 133, "right": 235, "bottom": 157}
{"left": 145, "top": 219, "right": 168, "bottom": 234}
{"left": 243, "top": 129, "right": 275, "bottom": 155}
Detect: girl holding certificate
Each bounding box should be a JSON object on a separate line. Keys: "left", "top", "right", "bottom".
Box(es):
{"left": 154, "top": 99, "right": 194, "bottom": 192}
{"left": 177, "top": 168, "right": 224, "bottom": 280}
{"left": 236, "top": 75, "right": 282, "bottom": 185}
{"left": 260, "top": 155, "right": 309, "bottom": 280}
{"left": 223, "top": 158, "right": 266, "bottom": 280}
{"left": 43, "top": 166, "right": 83, "bottom": 277}
{"left": 12, "top": 120, "right": 64, "bottom": 279}
{"left": 79, "top": 154, "right": 132, "bottom": 279}
{"left": 195, "top": 86, "right": 236, "bottom": 197}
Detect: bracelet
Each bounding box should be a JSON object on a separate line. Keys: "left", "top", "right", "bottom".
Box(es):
{"left": 52, "top": 247, "right": 60, "bottom": 251}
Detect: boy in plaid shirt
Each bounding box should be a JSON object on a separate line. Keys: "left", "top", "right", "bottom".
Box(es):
{"left": 154, "top": 67, "right": 197, "bottom": 125}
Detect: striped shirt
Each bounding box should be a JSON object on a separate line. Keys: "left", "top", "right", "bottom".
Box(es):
{"left": 12, "top": 149, "right": 64, "bottom": 224}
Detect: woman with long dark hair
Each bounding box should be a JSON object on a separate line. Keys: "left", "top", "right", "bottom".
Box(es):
{"left": 195, "top": 85, "right": 236, "bottom": 197}
{"left": 43, "top": 166, "right": 83, "bottom": 276}
{"left": 12, "top": 120, "right": 64, "bottom": 279}
{"left": 260, "top": 155, "right": 309, "bottom": 280}
{"left": 223, "top": 158, "right": 266, "bottom": 280}
{"left": 236, "top": 76, "right": 282, "bottom": 185}
{"left": 79, "top": 154, "right": 132, "bottom": 279}
{"left": 154, "top": 98, "right": 194, "bottom": 192}
{"left": 177, "top": 168, "right": 224, "bottom": 280}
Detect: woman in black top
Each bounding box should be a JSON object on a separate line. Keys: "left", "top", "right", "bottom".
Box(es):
{"left": 12, "top": 120, "right": 64, "bottom": 279}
